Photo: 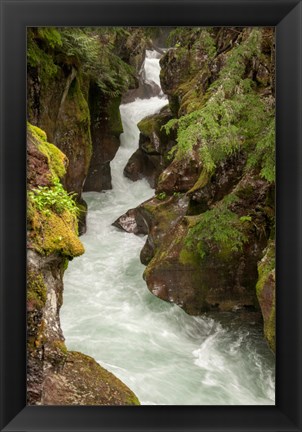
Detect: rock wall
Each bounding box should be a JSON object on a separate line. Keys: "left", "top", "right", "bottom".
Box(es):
{"left": 83, "top": 86, "right": 122, "bottom": 191}
{"left": 123, "top": 105, "right": 176, "bottom": 187}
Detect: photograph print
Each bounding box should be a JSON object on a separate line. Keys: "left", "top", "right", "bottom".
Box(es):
{"left": 27, "top": 26, "right": 275, "bottom": 406}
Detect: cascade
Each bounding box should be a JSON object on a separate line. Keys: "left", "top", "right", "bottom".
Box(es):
{"left": 61, "top": 50, "right": 275, "bottom": 405}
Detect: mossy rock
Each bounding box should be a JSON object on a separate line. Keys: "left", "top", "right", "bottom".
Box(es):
{"left": 42, "top": 351, "right": 140, "bottom": 406}
{"left": 143, "top": 219, "right": 206, "bottom": 314}
{"left": 27, "top": 270, "right": 47, "bottom": 310}
{"left": 28, "top": 208, "right": 84, "bottom": 257}
{"left": 27, "top": 123, "right": 68, "bottom": 183}
{"left": 256, "top": 240, "right": 275, "bottom": 352}
{"left": 27, "top": 123, "right": 84, "bottom": 258}
{"left": 38, "top": 141, "right": 67, "bottom": 181}
{"left": 54, "top": 75, "right": 92, "bottom": 195}
{"left": 107, "top": 96, "right": 123, "bottom": 137}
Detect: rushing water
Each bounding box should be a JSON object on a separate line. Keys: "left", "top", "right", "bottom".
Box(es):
{"left": 61, "top": 50, "right": 275, "bottom": 405}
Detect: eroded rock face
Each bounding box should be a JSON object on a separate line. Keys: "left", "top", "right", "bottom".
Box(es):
{"left": 27, "top": 131, "right": 52, "bottom": 189}
{"left": 143, "top": 217, "right": 264, "bottom": 315}
{"left": 113, "top": 194, "right": 189, "bottom": 265}
{"left": 144, "top": 220, "right": 204, "bottom": 314}
{"left": 156, "top": 149, "right": 202, "bottom": 194}
{"left": 27, "top": 250, "right": 68, "bottom": 404}
{"left": 28, "top": 68, "right": 92, "bottom": 199}
{"left": 256, "top": 241, "right": 275, "bottom": 352}
{"left": 112, "top": 207, "right": 149, "bottom": 235}
{"left": 53, "top": 75, "right": 92, "bottom": 198}
{"left": 124, "top": 105, "right": 175, "bottom": 187}
{"left": 187, "top": 154, "right": 246, "bottom": 215}
{"left": 84, "top": 85, "right": 122, "bottom": 192}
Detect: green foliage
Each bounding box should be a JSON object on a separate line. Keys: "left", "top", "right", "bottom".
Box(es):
{"left": 58, "top": 28, "right": 136, "bottom": 95}
{"left": 27, "top": 270, "right": 47, "bottom": 309}
{"left": 28, "top": 178, "right": 79, "bottom": 218}
{"left": 167, "top": 27, "right": 216, "bottom": 60}
{"left": 60, "top": 28, "right": 100, "bottom": 66}
{"left": 246, "top": 116, "right": 275, "bottom": 182}
{"left": 240, "top": 215, "right": 252, "bottom": 222}
{"left": 27, "top": 27, "right": 136, "bottom": 97}
{"left": 186, "top": 195, "right": 248, "bottom": 259}
{"left": 27, "top": 28, "right": 62, "bottom": 81}
{"left": 156, "top": 192, "right": 167, "bottom": 200}
{"left": 164, "top": 28, "right": 275, "bottom": 183}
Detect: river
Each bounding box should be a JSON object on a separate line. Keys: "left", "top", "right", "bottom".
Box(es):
{"left": 60, "top": 50, "right": 275, "bottom": 406}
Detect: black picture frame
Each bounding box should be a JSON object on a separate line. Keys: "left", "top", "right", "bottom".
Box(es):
{"left": 1, "top": 0, "right": 301, "bottom": 431}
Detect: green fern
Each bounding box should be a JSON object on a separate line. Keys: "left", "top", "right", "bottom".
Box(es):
{"left": 186, "top": 195, "right": 248, "bottom": 259}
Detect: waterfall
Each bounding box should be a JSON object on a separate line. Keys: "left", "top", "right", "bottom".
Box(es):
{"left": 60, "top": 50, "right": 275, "bottom": 405}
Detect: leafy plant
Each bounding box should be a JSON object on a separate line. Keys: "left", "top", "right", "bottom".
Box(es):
{"left": 156, "top": 192, "right": 167, "bottom": 200}
{"left": 186, "top": 195, "right": 248, "bottom": 259}
{"left": 27, "top": 28, "right": 62, "bottom": 81}
{"left": 28, "top": 178, "right": 80, "bottom": 218}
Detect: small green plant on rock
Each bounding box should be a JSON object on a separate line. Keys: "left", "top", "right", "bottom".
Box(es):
{"left": 156, "top": 192, "right": 167, "bottom": 200}
{"left": 28, "top": 178, "right": 80, "bottom": 218}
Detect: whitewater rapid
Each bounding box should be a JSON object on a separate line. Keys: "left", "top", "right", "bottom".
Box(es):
{"left": 60, "top": 50, "right": 275, "bottom": 405}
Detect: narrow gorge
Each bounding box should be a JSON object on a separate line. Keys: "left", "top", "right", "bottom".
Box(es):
{"left": 27, "top": 27, "right": 275, "bottom": 406}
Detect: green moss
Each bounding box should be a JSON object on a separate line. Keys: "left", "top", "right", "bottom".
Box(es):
{"left": 179, "top": 247, "right": 200, "bottom": 266}
{"left": 28, "top": 207, "right": 84, "bottom": 257}
{"left": 27, "top": 123, "right": 84, "bottom": 258}
{"left": 138, "top": 116, "right": 156, "bottom": 136}
{"left": 156, "top": 192, "right": 167, "bottom": 200}
{"left": 68, "top": 75, "right": 91, "bottom": 121}
{"left": 64, "top": 76, "right": 92, "bottom": 174}
{"left": 39, "top": 141, "right": 67, "bottom": 180}
{"left": 256, "top": 241, "right": 275, "bottom": 297}
{"left": 52, "top": 339, "right": 68, "bottom": 356}
{"left": 188, "top": 169, "right": 209, "bottom": 193}
{"left": 256, "top": 241, "right": 275, "bottom": 352}
{"left": 66, "top": 351, "right": 141, "bottom": 405}
{"left": 108, "top": 96, "right": 123, "bottom": 137}
{"left": 27, "top": 122, "right": 67, "bottom": 181}
{"left": 177, "top": 75, "right": 206, "bottom": 114}
{"left": 27, "top": 270, "right": 47, "bottom": 309}
{"left": 265, "top": 295, "right": 275, "bottom": 352}
{"left": 27, "top": 123, "right": 47, "bottom": 142}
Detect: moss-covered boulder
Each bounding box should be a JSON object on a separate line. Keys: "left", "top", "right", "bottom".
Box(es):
{"left": 143, "top": 214, "right": 263, "bottom": 315}
{"left": 27, "top": 125, "right": 84, "bottom": 258}
{"left": 143, "top": 172, "right": 273, "bottom": 316}
{"left": 256, "top": 241, "right": 275, "bottom": 352}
